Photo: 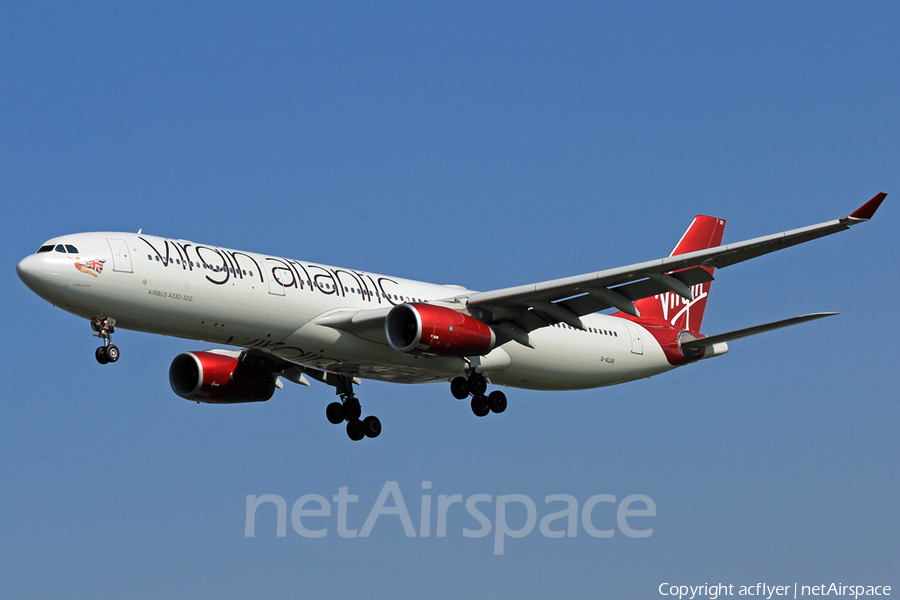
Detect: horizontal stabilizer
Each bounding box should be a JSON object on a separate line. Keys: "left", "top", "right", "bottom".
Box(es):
{"left": 680, "top": 312, "right": 839, "bottom": 349}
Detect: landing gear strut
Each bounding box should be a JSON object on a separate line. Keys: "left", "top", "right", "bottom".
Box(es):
{"left": 92, "top": 317, "right": 120, "bottom": 364}
{"left": 323, "top": 375, "right": 381, "bottom": 441}
{"left": 450, "top": 371, "right": 507, "bottom": 417}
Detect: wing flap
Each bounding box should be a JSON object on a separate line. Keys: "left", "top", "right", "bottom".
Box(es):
{"left": 204, "top": 347, "right": 313, "bottom": 387}
{"left": 489, "top": 266, "right": 714, "bottom": 334}
{"left": 561, "top": 266, "right": 713, "bottom": 318}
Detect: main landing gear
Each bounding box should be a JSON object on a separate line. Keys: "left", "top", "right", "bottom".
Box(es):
{"left": 324, "top": 375, "right": 381, "bottom": 441}
{"left": 450, "top": 371, "right": 507, "bottom": 417}
{"left": 92, "top": 317, "right": 120, "bottom": 365}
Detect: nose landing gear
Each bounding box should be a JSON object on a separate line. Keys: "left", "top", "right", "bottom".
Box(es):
{"left": 450, "top": 371, "right": 507, "bottom": 417}
{"left": 92, "top": 317, "right": 120, "bottom": 364}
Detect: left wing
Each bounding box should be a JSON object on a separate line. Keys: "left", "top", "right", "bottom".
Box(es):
{"left": 216, "top": 347, "right": 365, "bottom": 389}
{"left": 208, "top": 347, "right": 311, "bottom": 387}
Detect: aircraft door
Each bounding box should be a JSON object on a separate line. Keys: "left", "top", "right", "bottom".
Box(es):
{"left": 266, "top": 264, "right": 286, "bottom": 296}
{"left": 106, "top": 238, "right": 133, "bottom": 273}
{"left": 623, "top": 321, "right": 643, "bottom": 355}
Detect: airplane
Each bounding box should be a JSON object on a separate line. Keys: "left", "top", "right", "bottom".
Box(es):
{"left": 16, "top": 193, "right": 886, "bottom": 441}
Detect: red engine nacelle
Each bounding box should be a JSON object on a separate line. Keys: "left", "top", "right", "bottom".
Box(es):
{"left": 169, "top": 351, "right": 276, "bottom": 403}
{"left": 385, "top": 303, "right": 495, "bottom": 357}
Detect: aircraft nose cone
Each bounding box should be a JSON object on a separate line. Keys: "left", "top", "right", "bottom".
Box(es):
{"left": 16, "top": 254, "right": 44, "bottom": 286}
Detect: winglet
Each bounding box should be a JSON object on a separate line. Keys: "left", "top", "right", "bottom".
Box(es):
{"left": 849, "top": 192, "right": 887, "bottom": 220}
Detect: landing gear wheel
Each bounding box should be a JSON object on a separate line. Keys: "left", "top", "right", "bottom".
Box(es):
{"left": 326, "top": 402, "right": 345, "bottom": 425}
{"left": 346, "top": 420, "right": 365, "bottom": 441}
{"left": 362, "top": 415, "right": 382, "bottom": 438}
{"left": 91, "top": 317, "right": 118, "bottom": 363}
{"left": 467, "top": 373, "right": 487, "bottom": 396}
{"left": 95, "top": 346, "right": 109, "bottom": 365}
{"left": 488, "top": 390, "right": 507, "bottom": 414}
{"left": 326, "top": 375, "right": 380, "bottom": 441}
{"left": 471, "top": 395, "right": 490, "bottom": 417}
{"left": 343, "top": 398, "right": 362, "bottom": 422}
{"left": 450, "top": 377, "right": 469, "bottom": 400}
{"left": 105, "top": 344, "right": 120, "bottom": 363}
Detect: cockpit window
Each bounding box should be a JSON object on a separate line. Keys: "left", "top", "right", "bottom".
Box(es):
{"left": 39, "top": 243, "right": 80, "bottom": 254}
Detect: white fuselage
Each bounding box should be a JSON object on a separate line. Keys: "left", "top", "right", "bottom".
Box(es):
{"left": 17, "top": 232, "right": 676, "bottom": 391}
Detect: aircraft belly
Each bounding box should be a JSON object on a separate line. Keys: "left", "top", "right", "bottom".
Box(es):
{"left": 492, "top": 323, "right": 673, "bottom": 391}
{"left": 272, "top": 323, "right": 513, "bottom": 384}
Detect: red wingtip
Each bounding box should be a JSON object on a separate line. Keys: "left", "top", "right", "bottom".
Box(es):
{"left": 849, "top": 192, "right": 887, "bottom": 220}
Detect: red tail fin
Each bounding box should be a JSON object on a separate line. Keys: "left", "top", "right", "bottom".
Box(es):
{"left": 629, "top": 215, "right": 726, "bottom": 334}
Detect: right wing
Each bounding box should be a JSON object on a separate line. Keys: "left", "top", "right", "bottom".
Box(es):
{"left": 315, "top": 193, "right": 885, "bottom": 348}
{"left": 462, "top": 193, "right": 886, "bottom": 345}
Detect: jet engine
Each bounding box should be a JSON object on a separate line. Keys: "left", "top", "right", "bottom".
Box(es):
{"left": 385, "top": 303, "right": 495, "bottom": 357}
{"left": 169, "top": 351, "right": 277, "bottom": 403}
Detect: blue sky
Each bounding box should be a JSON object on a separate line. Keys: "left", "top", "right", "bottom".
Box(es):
{"left": 2, "top": 2, "right": 898, "bottom": 598}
